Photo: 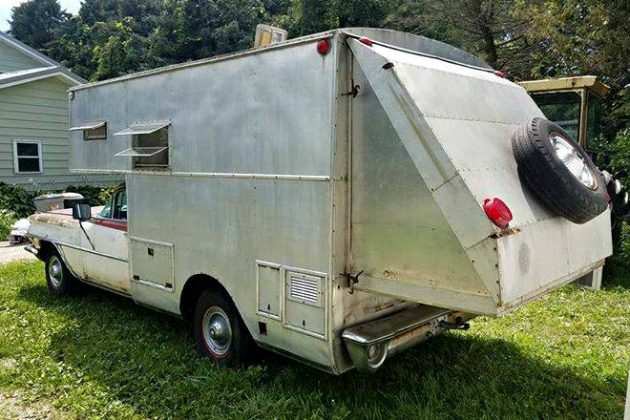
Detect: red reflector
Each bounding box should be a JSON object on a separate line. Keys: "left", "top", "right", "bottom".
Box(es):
{"left": 359, "top": 37, "right": 373, "bottom": 46}
{"left": 317, "top": 39, "right": 331, "bottom": 55}
{"left": 483, "top": 198, "right": 513, "bottom": 229}
{"left": 494, "top": 70, "right": 506, "bottom": 78}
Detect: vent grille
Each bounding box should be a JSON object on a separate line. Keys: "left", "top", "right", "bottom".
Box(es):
{"left": 289, "top": 275, "right": 320, "bottom": 305}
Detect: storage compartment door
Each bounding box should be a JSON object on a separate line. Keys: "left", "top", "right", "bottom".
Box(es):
{"left": 129, "top": 237, "right": 174, "bottom": 289}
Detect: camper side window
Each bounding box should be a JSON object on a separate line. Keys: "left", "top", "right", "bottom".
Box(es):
{"left": 84, "top": 123, "right": 107, "bottom": 140}
{"left": 133, "top": 128, "right": 169, "bottom": 169}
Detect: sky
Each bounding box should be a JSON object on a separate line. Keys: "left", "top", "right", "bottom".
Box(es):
{"left": 0, "top": 0, "right": 82, "bottom": 32}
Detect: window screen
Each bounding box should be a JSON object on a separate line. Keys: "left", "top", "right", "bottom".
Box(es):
{"left": 14, "top": 141, "right": 41, "bottom": 173}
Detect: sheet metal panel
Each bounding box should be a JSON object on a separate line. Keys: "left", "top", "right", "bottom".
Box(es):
{"left": 349, "top": 37, "right": 611, "bottom": 314}
{"left": 113, "top": 121, "right": 170, "bottom": 136}
{"left": 349, "top": 59, "right": 491, "bottom": 306}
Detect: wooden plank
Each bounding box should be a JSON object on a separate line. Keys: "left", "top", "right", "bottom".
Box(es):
{"left": 0, "top": 42, "right": 43, "bottom": 73}
{"left": 4, "top": 83, "right": 70, "bottom": 101}
{"left": 0, "top": 111, "right": 68, "bottom": 123}
{"left": 0, "top": 127, "right": 69, "bottom": 138}
{"left": 0, "top": 118, "right": 68, "bottom": 131}
{"left": 0, "top": 101, "right": 67, "bottom": 116}
{"left": 0, "top": 94, "right": 66, "bottom": 108}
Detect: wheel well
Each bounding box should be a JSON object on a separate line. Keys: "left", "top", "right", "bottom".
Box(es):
{"left": 37, "top": 241, "right": 56, "bottom": 261}
{"left": 179, "top": 274, "right": 231, "bottom": 324}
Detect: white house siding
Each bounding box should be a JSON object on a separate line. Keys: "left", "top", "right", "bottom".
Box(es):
{"left": 0, "top": 78, "right": 117, "bottom": 190}
{"left": 0, "top": 41, "right": 43, "bottom": 73}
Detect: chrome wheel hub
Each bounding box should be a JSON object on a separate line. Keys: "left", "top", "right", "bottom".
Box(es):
{"left": 48, "top": 256, "right": 63, "bottom": 289}
{"left": 202, "top": 307, "right": 232, "bottom": 357}
{"left": 550, "top": 134, "right": 597, "bottom": 190}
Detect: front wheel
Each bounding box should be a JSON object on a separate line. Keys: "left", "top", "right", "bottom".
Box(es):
{"left": 45, "top": 251, "right": 78, "bottom": 297}
{"left": 194, "top": 289, "right": 252, "bottom": 367}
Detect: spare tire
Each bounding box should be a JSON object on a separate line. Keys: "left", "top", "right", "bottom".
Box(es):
{"left": 512, "top": 117, "right": 608, "bottom": 224}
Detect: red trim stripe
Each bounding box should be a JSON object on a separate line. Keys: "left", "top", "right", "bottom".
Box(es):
{"left": 91, "top": 218, "right": 128, "bottom": 232}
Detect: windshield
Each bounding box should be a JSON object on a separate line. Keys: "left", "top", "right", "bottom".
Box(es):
{"left": 532, "top": 92, "right": 581, "bottom": 142}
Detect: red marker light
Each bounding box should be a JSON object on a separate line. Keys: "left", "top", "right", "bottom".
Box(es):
{"left": 317, "top": 39, "right": 331, "bottom": 55}
{"left": 494, "top": 71, "right": 506, "bottom": 78}
{"left": 359, "top": 37, "right": 373, "bottom": 46}
{"left": 483, "top": 198, "right": 513, "bottom": 229}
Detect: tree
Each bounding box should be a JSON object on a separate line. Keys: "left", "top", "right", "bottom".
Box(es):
{"left": 148, "top": 0, "right": 269, "bottom": 66}
{"left": 385, "top": 0, "right": 532, "bottom": 70}
{"left": 9, "top": 0, "right": 69, "bottom": 50}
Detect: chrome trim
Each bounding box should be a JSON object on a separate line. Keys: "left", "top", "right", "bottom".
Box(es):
{"left": 131, "top": 277, "right": 174, "bottom": 293}
{"left": 128, "top": 236, "right": 171, "bottom": 248}
{"left": 342, "top": 305, "right": 451, "bottom": 346}
{"left": 29, "top": 234, "right": 128, "bottom": 263}
{"left": 70, "top": 169, "right": 330, "bottom": 181}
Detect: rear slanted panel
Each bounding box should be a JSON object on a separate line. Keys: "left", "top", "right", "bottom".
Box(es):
{"left": 348, "top": 37, "right": 611, "bottom": 315}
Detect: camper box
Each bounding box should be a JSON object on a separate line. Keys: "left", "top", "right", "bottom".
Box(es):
{"left": 57, "top": 28, "right": 610, "bottom": 373}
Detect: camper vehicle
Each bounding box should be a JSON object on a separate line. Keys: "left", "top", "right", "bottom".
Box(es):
{"left": 26, "top": 28, "right": 612, "bottom": 374}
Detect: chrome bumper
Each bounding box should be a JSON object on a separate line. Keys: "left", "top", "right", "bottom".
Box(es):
{"left": 341, "top": 305, "right": 469, "bottom": 373}
{"left": 24, "top": 244, "right": 41, "bottom": 260}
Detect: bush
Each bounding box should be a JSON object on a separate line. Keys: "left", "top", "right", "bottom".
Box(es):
{"left": 0, "top": 183, "right": 36, "bottom": 218}
{"left": 0, "top": 210, "right": 17, "bottom": 240}
{"left": 64, "top": 185, "right": 115, "bottom": 206}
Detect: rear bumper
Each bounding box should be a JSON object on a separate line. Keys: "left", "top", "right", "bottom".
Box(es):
{"left": 341, "top": 305, "right": 470, "bottom": 372}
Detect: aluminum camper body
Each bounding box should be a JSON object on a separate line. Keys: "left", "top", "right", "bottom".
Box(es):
{"left": 28, "top": 28, "right": 611, "bottom": 374}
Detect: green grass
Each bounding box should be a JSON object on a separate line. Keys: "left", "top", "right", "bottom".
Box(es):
{"left": 0, "top": 260, "right": 628, "bottom": 419}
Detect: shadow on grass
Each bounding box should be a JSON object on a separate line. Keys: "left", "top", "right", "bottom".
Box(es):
{"left": 17, "top": 283, "right": 624, "bottom": 419}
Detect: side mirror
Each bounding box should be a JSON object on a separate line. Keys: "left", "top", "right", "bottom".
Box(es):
{"left": 72, "top": 203, "right": 91, "bottom": 222}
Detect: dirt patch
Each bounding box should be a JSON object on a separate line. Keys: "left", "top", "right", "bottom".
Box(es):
{"left": 0, "top": 390, "right": 65, "bottom": 420}
{"left": 0, "top": 242, "right": 36, "bottom": 265}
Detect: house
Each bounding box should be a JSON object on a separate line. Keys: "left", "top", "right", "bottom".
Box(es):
{"left": 0, "top": 31, "right": 117, "bottom": 191}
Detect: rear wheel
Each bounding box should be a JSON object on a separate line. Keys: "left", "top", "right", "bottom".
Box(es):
{"left": 194, "top": 289, "right": 252, "bottom": 367}
{"left": 45, "top": 251, "right": 78, "bottom": 297}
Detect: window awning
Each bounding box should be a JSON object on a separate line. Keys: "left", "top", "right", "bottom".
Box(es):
{"left": 69, "top": 121, "right": 106, "bottom": 131}
{"left": 113, "top": 121, "right": 170, "bottom": 136}
{"left": 114, "top": 147, "right": 168, "bottom": 157}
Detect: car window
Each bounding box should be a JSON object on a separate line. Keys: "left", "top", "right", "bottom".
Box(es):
{"left": 532, "top": 91, "right": 581, "bottom": 142}
{"left": 99, "top": 200, "right": 112, "bottom": 219}
{"left": 112, "top": 189, "right": 127, "bottom": 220}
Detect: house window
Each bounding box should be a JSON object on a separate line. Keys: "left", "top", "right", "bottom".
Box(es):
{"left": 84, "top": 123, "right": 107, "bottom": 140}
{"left": 13, "top": 140, "right": 42, "bottom": 174}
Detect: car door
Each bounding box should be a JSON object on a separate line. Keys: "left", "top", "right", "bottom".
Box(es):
{"left": 82, "top": 187, "right": 130, "bottom": 293}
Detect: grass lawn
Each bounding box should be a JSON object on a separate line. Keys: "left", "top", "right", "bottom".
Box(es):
{"left": 0, "top": 260, "right": 628, "bottom": 419}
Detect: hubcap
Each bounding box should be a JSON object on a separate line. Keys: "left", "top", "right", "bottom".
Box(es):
{"left": 202, "top": 307, "right": 232, "bottom": 357}
{"left": 550, "top": 134, "right": 597, "bottom": 190}
{"left": 48, "top": 256, "right": 63, "bottom": 289}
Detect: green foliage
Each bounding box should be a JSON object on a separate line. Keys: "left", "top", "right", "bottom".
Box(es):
{"left": 63, "top": 185, "right": 115, "bottom": 207}
{"left": 8, "top": 0, "right": 68, "bottom": 50}
{"left": 0, "top": 261, "right": 628, "bottom": 417}
{"left": 0, "top": 183, "right": 37, "bottom": 219}
{"left": 606, "top": 129, "right": 630, "bottom": 186}
{"left": 0, "top": 210, "right": 18, "bottom": 240}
